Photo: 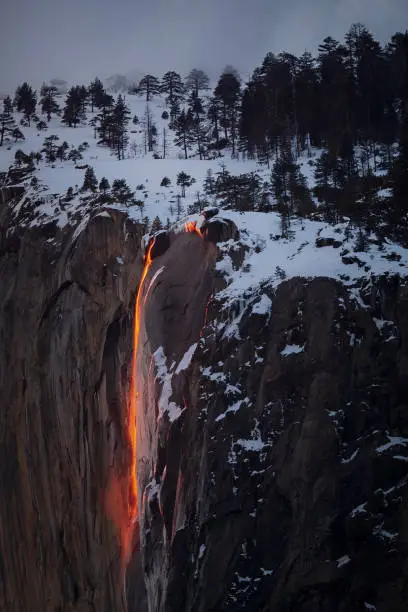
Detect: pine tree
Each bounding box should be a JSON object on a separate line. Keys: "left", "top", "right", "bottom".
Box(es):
{"left": 169, "top": 97, "right": 181, "bottom": 127}
{"left": 42, "top": 134, "right": 60, "bottom": 162}
{"left": 96, "top": 95, "right": 130, "bottom": 158}
{"left": 214, "top": 68, "right": 241, "bottom": 155}
{"left": 188, "top": 92, "right": 207, "bottom": 159}
{"left": 56, "top": 141, "right": 69, "bottom": 161}
{"left": 151, "top": 216, "right": 163, "bottom": 233}
{"left": 271, "top": 140, "right": 310, "bottom": 214}
{"left": 185, "top": 69, "right": 210, "bottom": 96}
{"left": 177, "top": 171, "right": 195, "bottom": 197}
{"left": 317, "top": 37, "right": 349, "bottom": 156}
{"left": 79, "top": 86, "right": 88, "bottom": 114}
{"left": 99, "top": 177, "right": 110, "bottom": 192}
{"left": 12, "top": 128, "right": 25, "bottom": 143}
{"left": 239, "top": 74, "right": 273, "bottom": 163}
{"left": 141, "top": 104, "right": 156, "bottom": 153}
{"left": 88, "top": 77, "right": 105, "bottom": 111}
{"left": 14, "top": 82, "right": 37, "bottom": 125}
{"left": 174, "top": 109, "right": 194, "bottom": 159}
{"left": 208, "top": 97, "right": 221, "bottom": 150}
{"left": 3, "top": 95, "right": 13, "bottom": 115}
{"left": 14, "top": 149, "right": 33, "bottom": 169}
{"left": 138, "top": 75, "right": 161, "bottom": 101}
{"left": 0, "top": 97, "right": 16, "bottom": 146}
{"left": 40, "top": 84, "right": 59, "bottom": 121}
{"left": 62, "top": 86, "right": 86, "bottom": 127}
{"left": 68, "top": 148, "right": 83, "bottom": 164}
{"left": 110, "top": 95, "right": 131, "bottom": 159}
{"left": 161, "top": 71, "right": 184, "bottom": 106}
{"left": 387, "top": 32, "right": 408, "bottom": 114}
{"left": 160, "top": 176, "right": 171, "bottom": 187}
{"left": 82, "top": 166, "right": 98, "bottom": 192}
{"left": 95, "top": 97, "right": 115, "bottom": 147}
{"left": 112, "top": 178, "right": 135, "bottom": 205}
{"left": 295, "top": 52, "right": 319, "bottom": 153}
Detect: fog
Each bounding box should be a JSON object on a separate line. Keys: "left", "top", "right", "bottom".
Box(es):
{"left": 1, "top": 0, "right": 407, "bottom": 93}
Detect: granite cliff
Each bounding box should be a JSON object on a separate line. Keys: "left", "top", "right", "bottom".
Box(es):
{"left": 0, "top": 189, "right": 407, "bottom": 612}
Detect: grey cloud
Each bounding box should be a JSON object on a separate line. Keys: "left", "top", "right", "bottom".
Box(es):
{"left": 0, "top": 0, "right": 407, "bottom": 93}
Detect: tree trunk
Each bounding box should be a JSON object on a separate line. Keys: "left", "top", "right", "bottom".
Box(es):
{"left": 183, "top": 133, "right": 187, "bottom": 159}
{"left": 196, "top": 125, "right": 202, "bottom": 160}
{"left": 231, "top": 114, "right": 236, "bottom": 157}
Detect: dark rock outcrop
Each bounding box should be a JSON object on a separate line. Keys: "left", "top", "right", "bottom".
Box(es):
{"left": 136, "top": 265, "right": 408, "bottom": 611}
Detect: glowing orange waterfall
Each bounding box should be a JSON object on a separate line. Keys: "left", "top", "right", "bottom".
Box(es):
{"left": 128, "top": 241, "right": 155, "bottom": 521}
{"left": 106, "top": 224, "right": 204, "bottom": 570}
{"left": 105, "top": 240, "right": 155, "bottom": 570}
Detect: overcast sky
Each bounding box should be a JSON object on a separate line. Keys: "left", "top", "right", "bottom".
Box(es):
{"left": 1, "top": 0, "right": 407, "bottom": 92}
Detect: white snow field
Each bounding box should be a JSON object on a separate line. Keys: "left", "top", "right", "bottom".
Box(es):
{"left": 1, "top": 89, "right": 407, "bottom": 311}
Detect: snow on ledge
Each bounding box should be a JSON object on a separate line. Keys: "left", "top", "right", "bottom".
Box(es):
{"left": 336, "top": 555, "right": 351, "bottom": 568}
{"left": 376, "top": 435, "right": 408, "bottom": 454}
{"left": 252, "top": 294, "right": 272, "bottom": 316}
{"left": 280, "top": 344, "right": 305, "bottom": 357}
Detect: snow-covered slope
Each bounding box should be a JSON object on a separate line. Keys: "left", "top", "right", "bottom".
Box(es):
{"left": 218, "top": 212, "right": 408, "bottom": 301}
{"left": 0, "top": 92, "right": 318, "bottom": 226}
{"left": 2, "top": 90, "right": 407, "bottom": 310}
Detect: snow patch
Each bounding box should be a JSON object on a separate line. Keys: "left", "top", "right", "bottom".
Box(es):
{"left": 175, "top": 343, "right": 198, "bottom": 375}
{"left": 153, "top": 346, "right": 182, "bottom": 422}
{"left": 376, "top": 436, "right": 408, "bottom": 454}
{"left": 373, "top": 525, "right": 398, "bottom": 541}
{"left": 341, "top": 449, "right": 359, "bottom": 464}
{"left": 280, "top": 344, "right": 304, "bottom": 356}
{"left": 251, "top": 294, "right": 272, "bottom": 316}
{"left": 235, "top": 437, "right": 265, "bottom": 452}
{"left": 95, "top": 210, "right": 112, "bottom": 219}
{"left": 215, "top": 397, "right": 251, "bottom": 422}
{"left": 373, "top": 318, "right": 394, "bottom": 332}
{"left": 336, "top": 555, "right": 351, "bottom": 568}
{"left": 71, "top": 214, "right": 90, "bottom": 241}
{"left": 350, "top": 503, "right": 367, "bottom": 518}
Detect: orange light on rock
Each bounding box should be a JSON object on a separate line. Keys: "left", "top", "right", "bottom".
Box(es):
{"left": 105, "top": 239, "right": 156, "bottom": 571}
{"left": 184, "top": 220, "right": 203, "bottom": 237}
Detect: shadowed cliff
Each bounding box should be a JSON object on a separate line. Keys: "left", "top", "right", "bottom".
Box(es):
{"left": 0, "top": 203, "right": 144, "bottom": 611}
{"left": 1, "top": 192, "right": 407, "bottom": 612}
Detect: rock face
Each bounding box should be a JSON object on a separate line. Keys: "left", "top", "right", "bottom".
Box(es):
{"left": 1, "top": 193, "right": 408, "bottom": 612}
{"left": 135, "top": 231, "right": 218, "bottom": 612}
{"left": 136, "top": 250, "right": 408, "bottom": 611}
{"left": 0, "top": 203, "right": 145, "bottom": 611}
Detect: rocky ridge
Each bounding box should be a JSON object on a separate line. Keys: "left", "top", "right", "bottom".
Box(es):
{"left": 1, "top": 186, "right": 408, "bottom": 612}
